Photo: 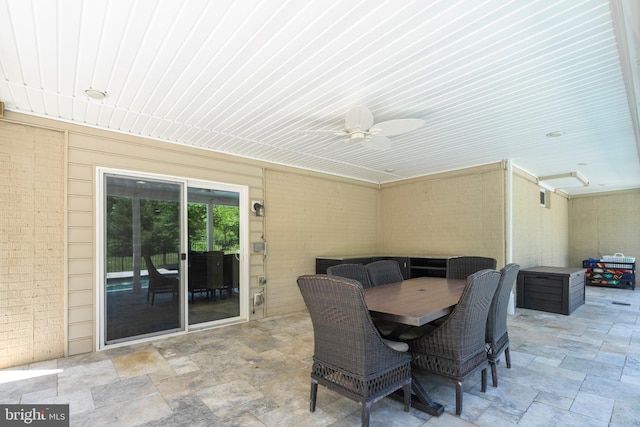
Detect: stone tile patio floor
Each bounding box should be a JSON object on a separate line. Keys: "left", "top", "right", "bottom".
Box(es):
{"left": 2, "top": 285, "right": 640, "bottom": 426}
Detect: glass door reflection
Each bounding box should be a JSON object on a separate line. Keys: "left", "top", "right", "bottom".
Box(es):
{"left": 104, "top": 175, "right": 183, "bottom": 344}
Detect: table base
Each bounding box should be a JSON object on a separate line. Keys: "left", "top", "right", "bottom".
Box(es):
{"left": 389, "top": 375, "right": 444, "bottom": 416}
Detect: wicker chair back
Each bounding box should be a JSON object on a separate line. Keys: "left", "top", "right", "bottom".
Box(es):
{"left": 326, "top": 263, "right": 371, "bottom": 288}
{"left": 446, "top": 256, "right": 497, "bottom": 279}
{"left": 366, "top": 260, "right": 404, "bottom": 286}
{"left": 408, "top": 269, "right": 500, "bottom": 415}
{"left": 486, "top": 263, "right": 520, "bottom": 386}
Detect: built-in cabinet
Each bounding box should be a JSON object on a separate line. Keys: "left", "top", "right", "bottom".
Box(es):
{"left": 316, "top": 254, "right": 456, "bottom": 279}
{"left": 407, "top": 257, "right": 448, "bottom": 278}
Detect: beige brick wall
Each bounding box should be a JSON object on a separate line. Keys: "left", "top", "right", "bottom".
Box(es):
{"left": 264, "top": 169, "right": 379, "bottom": 315}
{"left": 0, "top": 121, "right": 65, "bottom": 368}
{"left": 568, "top": 190, "right": 640, "bottom": 266}
{"left": 379, "top": 163, "right": 506, "bottom": 266}
{"left": 511, "top": 172, "right": 570, "bottom": 268}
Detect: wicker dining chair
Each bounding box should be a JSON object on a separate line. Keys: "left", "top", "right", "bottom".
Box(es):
{"left": 366, "top": 260, "right": 404, "bottom": 286}
{"left": 297, "top": 274, "right": 412, "bottom": 427}
{"left": 327, "top": 263, "right": 372, "bottom": 288}
{"left": 446, "top": 256, "right": 497, "bottom": 279}
{"left": 486, "top": 263, "right": 520, "bottom": 387}
{"left": 329, "top": 263, "right": 399, "bottom": 337}
{"left": 407, "top": 269, "right": 500, "bottom": 415}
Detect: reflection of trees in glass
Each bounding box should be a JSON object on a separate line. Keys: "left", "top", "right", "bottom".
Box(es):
{"left": 106, "top": 196, "right": 240, "bottom": 271}
{"left": 107, "top": 196, "right": 180, "bottom": 255}
{"left": 214, "top": 205, "right": 240, "bottom": 252}
{"left": 107, "top": 196, "right": 132, "bottom": 258}
{"left": 140, "top": 199, "right": 180, "bottom": 257}
{"left": 188, "top": 203, "right": 207, "bottom": 248}
{"left": 106, "top": 196, "right": 180, "bottom": 268}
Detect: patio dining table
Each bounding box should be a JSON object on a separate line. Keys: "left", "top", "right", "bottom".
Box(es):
{"left": 364, "top": 276, "right": 467, "bottom": 416}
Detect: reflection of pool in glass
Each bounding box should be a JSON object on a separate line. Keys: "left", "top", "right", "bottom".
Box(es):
{"left": 106, "top": 270, "right": 178, "bottom": 292}
{"left": 106, "top": 276, "right": 150, "bottom": 292}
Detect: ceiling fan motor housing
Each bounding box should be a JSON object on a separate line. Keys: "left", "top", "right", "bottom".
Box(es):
{"left": 350, "top": 131, "right": 366, "bottom": 140}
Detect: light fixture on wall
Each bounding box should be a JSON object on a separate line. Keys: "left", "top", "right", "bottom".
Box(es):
{"left": 252, "top": 201, "right": 265, "bottom": 217}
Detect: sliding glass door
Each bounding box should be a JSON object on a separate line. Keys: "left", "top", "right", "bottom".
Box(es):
{"left": 100, "top": 171, "right": 247, "bottom": 347}
{"left": 187, "top": 185, "right": 240, "bottom": 325}
{"left": 103, "top": 175, "right": 183, "bottom": 344}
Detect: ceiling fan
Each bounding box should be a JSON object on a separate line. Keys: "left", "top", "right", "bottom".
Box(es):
{"left": 305, "top": 105, "right": 425, "bottom": 150}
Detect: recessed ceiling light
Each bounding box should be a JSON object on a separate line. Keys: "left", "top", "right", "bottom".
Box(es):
{"left": 545, "top": 131, "right": 565, "bottom": 138}
{"left": 84, "top": 88, "right": 107, "bottom": 100}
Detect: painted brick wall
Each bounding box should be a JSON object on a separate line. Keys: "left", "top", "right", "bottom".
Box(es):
{"left": 0, "top": 121, "right": 65, "bottom": 368}
{"left": 264, "top": 170, "right": 379, "bottom": 315}
{"left": 569, "top": 190, "right": 640, "bottom": 266}
{"left": 512, "top": 173, "right": 570, "bottom": 268}
{"left": 379, "top": 163, "right": 506, "bottom": 265}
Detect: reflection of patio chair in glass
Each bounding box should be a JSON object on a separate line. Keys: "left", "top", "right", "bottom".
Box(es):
{"left": 188, "top": 251, "right": 225, "bottom": 303}
{"left": 143, "top": 255, "right": 179, "bottom": 305}
{"left": 222, "top": 253, "right": 239, "bottom": 297}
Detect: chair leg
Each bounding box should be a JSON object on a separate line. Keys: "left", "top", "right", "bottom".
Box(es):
{"left": 403, "top": 382, "right": 411, "bottom": 412}
{"left": 309, "top": 380, "right": 318, "bottom": 412}
{"left": 490, "top": 360, "right": 498, "bottom": 387}
{"left": 481, "top": 367, "right": 487, "bottom": 392}
{"left": 505, "top": 347, "right": 511, "bottom": 368}
{"left": 361, "top": 402, "right": 371, "bottom": 427}
{"left": 455, "top": 381, "right": 463, "bottom": 415}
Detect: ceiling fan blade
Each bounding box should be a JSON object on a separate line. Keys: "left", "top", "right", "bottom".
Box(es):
{"left": 362, "top": 134, "right": 392, "bottom": 150}
{"left": 295, "top": 129, "right": 347, "bottom": 136}
{"left": 344, "top": 105, "right": 374, "bottom": 132}
{"left": 374, "top": 118, "right": 425, "bottom": 136}
{"left": 296, "top": 130, "right": 350, "bottom": 141}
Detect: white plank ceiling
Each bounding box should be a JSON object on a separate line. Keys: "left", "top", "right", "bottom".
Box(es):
{"left": 1, "top": 0, "right": 639, "bottom": 195}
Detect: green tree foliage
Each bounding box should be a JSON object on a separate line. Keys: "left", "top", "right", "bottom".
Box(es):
{"left": 107, "top": 197, "right": 239, "bottom": 263}
{"left": 140, "top": 199, "right": 180, "bottom": 255}
{"left": 106, "top": 196, "right": 132, "bottom": 257}
{"left": 188, "top": 203, "right": 208, "bottom": 251}
{"left": 212, "top": 205, "right": 240, "bottom": 252}
{"left": 188, "top": 204, "right": 240, "bottom": 252}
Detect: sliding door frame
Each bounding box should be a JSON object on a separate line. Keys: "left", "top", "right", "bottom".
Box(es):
{"left": 96, "top": 167, "right": 250, "bottom": 350}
